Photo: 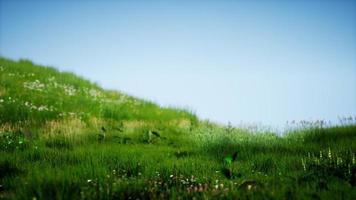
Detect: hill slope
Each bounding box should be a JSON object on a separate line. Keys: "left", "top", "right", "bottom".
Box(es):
{"left": 0, "top": 57, "right": 355, "bottom": 200}
{"left": 0, "top": 57, "right": 197, "bottom": 131}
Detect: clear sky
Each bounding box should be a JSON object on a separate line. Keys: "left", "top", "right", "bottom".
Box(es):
{"left": 1, "top": 0, "right": 355, "bottom": 128}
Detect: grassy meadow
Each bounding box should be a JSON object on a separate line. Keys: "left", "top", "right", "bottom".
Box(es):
{"left": 0, "top": 57, "right": 355, "bottom": 199}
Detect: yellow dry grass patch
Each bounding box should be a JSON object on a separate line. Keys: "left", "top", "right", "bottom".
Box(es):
{"left": 123, "top": 119, "right": 192, "bottom": 130}
{"left": 42, "top": 117, "right": 87, "bottom": 138}
{"left": 168, "top": 119, "right": 192, "bottom": 130}
{"left": 0, "top": 86, "right": 6, "bottom": 97}
{"left": 123, "top": 120, "right": 153, "bottom": 130}
{"left": 0, "top": 122, "right": 21, "bottom": 133}
{"left": 87, "top": 117, "right": 107, "bottom": 130}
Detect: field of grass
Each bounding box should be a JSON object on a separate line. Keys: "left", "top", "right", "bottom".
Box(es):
{"left": 1, "top": 57, "right": 355, "bottom": 199}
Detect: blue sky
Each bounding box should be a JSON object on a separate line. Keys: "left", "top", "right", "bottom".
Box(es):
{"left": 1, "top": 0, "right": 355, "bottom": 128}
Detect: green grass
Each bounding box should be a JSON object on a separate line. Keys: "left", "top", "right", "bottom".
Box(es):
{"left": 0, "top": 57, "right": 355, "bottom": 199}
{"left": 0, "top": 57, "right": 197, "bottom": 125}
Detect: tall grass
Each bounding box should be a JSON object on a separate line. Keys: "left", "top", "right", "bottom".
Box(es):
{"left": 0, "top": 57, "right": 355, "bottom": 199}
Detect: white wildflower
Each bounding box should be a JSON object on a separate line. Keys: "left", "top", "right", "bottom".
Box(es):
{"left": 89, "top": 89, "right": 102, "bottom": 98}
{"left": 37, "top": 105, "right": 48, "bottom": 111}
{"left": 23, "top": 80, "right": 45, "bottom": 91}
{"left": 6, "top": 97, "right": 16, "bottom": 103}
{"left": 23, "top": 101, "right": 54, "bottom": 112}
{"left": 62, "top": 84, "right": 76, "bottom": 96}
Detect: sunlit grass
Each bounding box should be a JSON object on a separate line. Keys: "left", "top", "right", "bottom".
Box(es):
{"left": 0, "top": 57, "right": 355, "bottom": 199}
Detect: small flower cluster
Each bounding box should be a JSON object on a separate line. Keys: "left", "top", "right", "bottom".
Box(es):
{"left": 88, "top": 88, "right": 101, "bottom": 98}
{"left": 0, "top": 131, "right": 28, "bottom": 151}
{"left": 62, "top": 84, "right": 76, "bottom": 96}
{"left": 5, "top": 72, "right": 35, "bottom": 78}
{"left": 82, "top": 88, "right": 103, "bottom": 99}
{"left": 301, "top": 148, "right": 355, "bottom": 183}
{"left": 48, "top": 78, "right": 77, "bottom": 96}
{"left": 213, "top": 179, "right": 228, "bottom": 192}
{"left": 23, "top": 77, "right": 80, "bottom": 96}
{"left": 58, "top": 112, "right": 85, "bottom": 118}
{"left": 1, "top": 96, "right": 17, "bottom": 103}
{"left": 100, "top": 94, "right": 136, "bottom": 105}
{"left": 23, "top": 101, "right": 55, "bottom": 112}
{"left": 144, "top": 174, "right": 232, "bottom": 196}
{"left": 23, "top": 80, "right": 45, "bottom": 91}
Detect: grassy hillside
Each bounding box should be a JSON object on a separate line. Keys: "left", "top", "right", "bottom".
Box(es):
{"left": 0, "top": 57, "right": 197, "bottom": 124}
{"left": 0, "top": 57, "right": 355, "bottom": 200}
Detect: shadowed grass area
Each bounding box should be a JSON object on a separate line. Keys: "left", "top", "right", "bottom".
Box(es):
{"left": 1, "top": 124, "right": 355, "bottom": 200}
{"left": 0, "top": 57, "right": 355, "bottom": 199}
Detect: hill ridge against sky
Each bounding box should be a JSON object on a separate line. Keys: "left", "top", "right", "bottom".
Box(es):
{"left": 0, "top": 57, "right": 198, "bottom": 126}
